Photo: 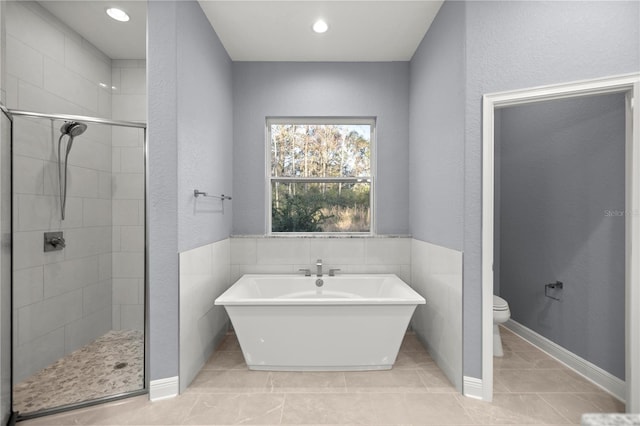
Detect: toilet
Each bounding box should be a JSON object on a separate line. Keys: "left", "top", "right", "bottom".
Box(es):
{"left": 493, "top": 295, "right": 511, "bottom": 357}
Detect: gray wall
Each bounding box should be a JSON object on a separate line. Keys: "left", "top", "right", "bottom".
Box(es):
{"left": 461, "top": 0, "right": 640, "bottom": 379}
{"left": 498, "top": 94, "right": 626, "bottom": 379}
{"left": 232, "top": 62, "right": 410, "bottom": 235}
{"left": 148, "top": 0, "right": 233, "bottom": 381}
{"left": 409, "top": 0, "right": 465, "bottom": 249}
{"left": 148, "top": 0, "right": 180, "bottom": 382}
{"left": 177, "top": 2, "right": 233, "bottom": 252}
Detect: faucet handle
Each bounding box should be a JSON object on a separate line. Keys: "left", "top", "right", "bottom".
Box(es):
{"left": 329, "top": 268, "right": 341, "bottom": 277}
{"left": 298, "top": 268, "right": 311, "bottom": 277}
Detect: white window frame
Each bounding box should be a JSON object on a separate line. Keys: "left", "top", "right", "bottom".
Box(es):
{"left": 265, "top": 117, "right": 376, "bottom": 236}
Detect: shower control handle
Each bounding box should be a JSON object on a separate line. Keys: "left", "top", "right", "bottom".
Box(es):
{"left": 50, "top": 237, "right": 66, "bottom": 248}
{"left": 44, "top": 231, "right": 65, "bottom": 252}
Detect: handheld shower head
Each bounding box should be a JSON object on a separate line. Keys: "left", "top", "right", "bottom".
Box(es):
{"left": 57, "top": 121, "right": 86, "bottom": 220}
{"left": 60, "top": 121, "right": 87, "bottom": 137}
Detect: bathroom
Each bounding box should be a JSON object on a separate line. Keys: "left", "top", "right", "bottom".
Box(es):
{"left": 0, "top": 0, "right": 639, "bottom": 424}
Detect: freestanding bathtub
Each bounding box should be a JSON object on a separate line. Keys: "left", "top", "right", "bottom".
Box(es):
{"left": 214, "top": 274, "right": 426, "bottom": 371}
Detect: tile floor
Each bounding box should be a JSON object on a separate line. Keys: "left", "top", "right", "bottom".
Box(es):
{"left": 14, "top": 329, "right": 144, "bottom": 415}
{"left": 21, "top": 326, "right": 623, "bottom": 425}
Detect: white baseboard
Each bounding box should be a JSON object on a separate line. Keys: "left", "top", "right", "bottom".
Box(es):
{"left": 463, "top": 376, "right": 484, "bottom": 400}
{"left": 149, "top": 376, "right": 179, "bottom": 401}
{"left": 505, "top": 319, "right": 625, "bottom": 402}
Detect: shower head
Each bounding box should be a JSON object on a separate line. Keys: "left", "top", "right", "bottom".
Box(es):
{"left": 60, "top": 121, "right": 87, "bottom": 137}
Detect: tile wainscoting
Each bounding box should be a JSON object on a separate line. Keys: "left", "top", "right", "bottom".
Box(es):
{"left": 411, "top": 239, "right": 463, "bottom": 391}
{"left": 179, "top": 236, "right": 464, "bottom": 396}
{"left": 230, "top": 236, "right": 411, "bottom": 283}
{"left": 179, "top": 239, "right": 231, "bottom": 392}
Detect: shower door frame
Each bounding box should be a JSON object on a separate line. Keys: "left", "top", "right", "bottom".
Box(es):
{"left": 0, "top": 104, "right": 14, "bottom": 426}
{"left": 480, "top": 72, "right": 640, "bottom": 410}
{"left": 3, "top": 107, "right": 149, "bottom": 421}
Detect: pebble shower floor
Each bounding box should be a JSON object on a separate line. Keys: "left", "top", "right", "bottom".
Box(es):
{"left": 14, "top": 329, "right": 144, "bottom": 414}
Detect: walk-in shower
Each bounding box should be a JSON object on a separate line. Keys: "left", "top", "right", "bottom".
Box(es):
{"left": 58, "top": 121, "right": 87, "bottom": 220}
{"left": 3, "top": 109, "right": 147, "bottom": 420}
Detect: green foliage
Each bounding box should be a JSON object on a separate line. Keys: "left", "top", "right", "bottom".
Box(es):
{"left": 272, "top": 193, "right": 333, "bottom": 232}
{"left": 272, "top": 183, "right": 370, "bottom": 233}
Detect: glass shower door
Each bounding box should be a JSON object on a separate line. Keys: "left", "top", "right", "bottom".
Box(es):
{"left": 11, "top": 115, "right": 146, "bottom": 418}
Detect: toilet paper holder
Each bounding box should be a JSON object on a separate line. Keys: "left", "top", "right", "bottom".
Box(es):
{"left": 545, "top": 281, "right": 563, "bottom": 301}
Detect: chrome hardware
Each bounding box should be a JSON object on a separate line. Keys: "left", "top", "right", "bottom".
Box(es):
{"left": 316, "top": 278, "right": 324, "bottom": 287}
{"left": 299, "top": 268, "right": 311, "bottom": 277}
{"left": 316, "top": 259, "right": 323, "bottom": 277}
{"left": 44, "top": 231, "right": 65, "bottom": 252}
{"left": 329, "top": 268, "right": 341, "bottom": 277}
{"left": 193, "top": 189, "right": 232, "bottom": 200}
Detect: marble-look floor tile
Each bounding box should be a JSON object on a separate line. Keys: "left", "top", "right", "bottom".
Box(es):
{"left": 19, "top": 330, "right": 625, "bottom": 426}
{"left": 344, "top": 369, "right": 428, "bottom": 393}
{"left": 417, "top": 367, "right": 457, "bottom": 392}
{"left": 399, "top": 333, "right": 425, "bottom": 352}
{"left": 456, "top": 393, "right": 570, "bottom": 425}
{"left": 496, "top": 368, "right": 601, "bottom": 393}
{"left": 281, "top": 393, "right": 376, "bottom": 425}
{"left": 394, "top": 350, "right": 437, "bottom": 369}
{"left": 216, "top": 333, "right": 242, "bottom": 351}
{"left": 512, "top": 350, "right": 564, "bottom": 369}
{"left": 370, "top": 393, "right": 475, "bottom": 425}
{"left": 186, "top": 370, "right": 271, "bottom": 393}
{"left": 267, "top": 371, "right": 347, "bottom": 393}
{"left": 182, "top": 393, "right": 285, "bottom": 425}
{"left": 18, "top": 395, "right": 198, "bottom": 426}
{"left": 538, "top": 392, "right": 625, "bottom": 424}
{"left": 203, "top": 350, "right": 248, "bottom": 371}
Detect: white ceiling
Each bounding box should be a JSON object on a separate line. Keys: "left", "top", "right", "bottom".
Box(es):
{"left": 198, "top": 1, "right": 444, "bottom": 62}
{"left": 38, "top": 1, "right": 443, "bottom": 62}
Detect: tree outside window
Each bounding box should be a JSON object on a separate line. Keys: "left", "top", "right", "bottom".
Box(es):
{"left": 268, "top": 118, "right": 374, "bottom": 233}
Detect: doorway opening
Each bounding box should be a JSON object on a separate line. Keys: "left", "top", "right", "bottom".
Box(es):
{"left": 481, "top": 73, "right": 640, "bottom": 411}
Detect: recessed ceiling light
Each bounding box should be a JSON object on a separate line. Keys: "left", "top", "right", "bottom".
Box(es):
{"left": 106, "top": 7, "right": 130, "bottom": 22}
{"left": 312, "top": 19, "right": 328, "bottom": 34}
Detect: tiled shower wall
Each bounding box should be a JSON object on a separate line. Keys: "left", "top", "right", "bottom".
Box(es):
{"left": 7, "top": 1, "right": 113, "bottom": 381}
{"left": 111, "top": 60, "right": 146, "bottom": 331}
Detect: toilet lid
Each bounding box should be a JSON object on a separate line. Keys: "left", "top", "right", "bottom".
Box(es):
{"left": 493, "top": 295, "right": 509, "bottom": 311}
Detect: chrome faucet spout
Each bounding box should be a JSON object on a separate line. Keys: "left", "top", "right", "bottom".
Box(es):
{"left": 316, "top": 259, "right": 323, "bottom": 277}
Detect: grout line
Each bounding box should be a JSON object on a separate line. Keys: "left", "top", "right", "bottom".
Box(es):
{"left": 179, "top": 392, "right": 202, "bottom": 425}
{"left": 535, "top": 391, "right": 577, "bottom": 425}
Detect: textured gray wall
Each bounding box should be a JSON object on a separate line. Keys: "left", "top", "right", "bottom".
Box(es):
{"left": 177, "top": 1, "right": 233, "bottom": 252}
{"left": 462, "top": 0, "right": 640, "bottom": 379}
{"left": 148, "top": 0, "right": 233, "bottom": 381}
{"left": 409, "top": 0, "right": 465, "bottom": 250}
{"left": 499, "top": 94, "right": 626, "bottom": 379}
{"left": 148, "top": 0, "right": 180, "bottom": 382}
{"left": 232, "top": 62, "right": 410, "bottom": 235}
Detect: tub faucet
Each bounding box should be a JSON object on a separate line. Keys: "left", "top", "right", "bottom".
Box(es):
{"left": 316, "top": 259, "right": 323, "bottom": 277}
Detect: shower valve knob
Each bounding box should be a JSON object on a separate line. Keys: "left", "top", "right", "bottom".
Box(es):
{"left": 44, "top": 231, "right": 65, "bottom": 252}
{"left": 50, "top": 237, "right": 66, "bottom": 248}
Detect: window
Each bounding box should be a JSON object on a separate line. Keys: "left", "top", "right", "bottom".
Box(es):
{"left": 267, "top": 118, "right": 375, "bottom": 234}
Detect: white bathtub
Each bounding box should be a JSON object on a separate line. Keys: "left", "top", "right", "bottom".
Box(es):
{"left": 214, "top": 274, "right": 426, "bottom": 371}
